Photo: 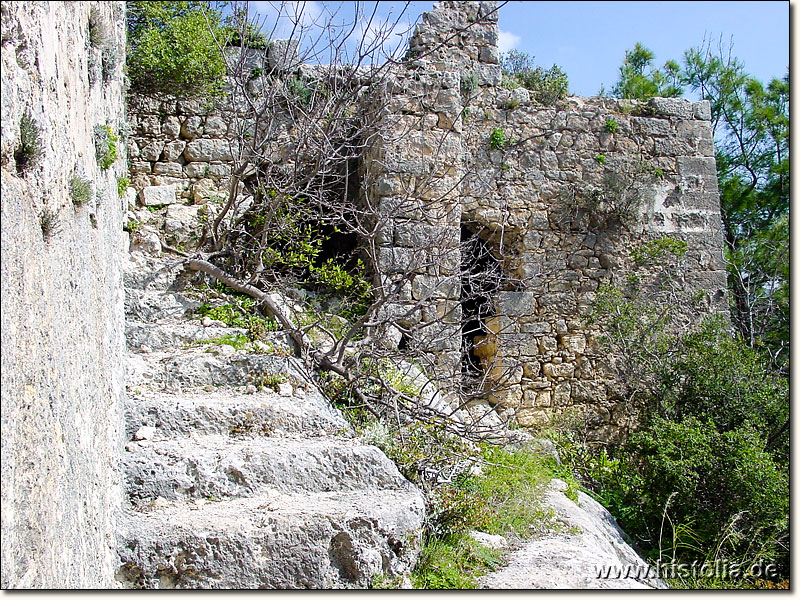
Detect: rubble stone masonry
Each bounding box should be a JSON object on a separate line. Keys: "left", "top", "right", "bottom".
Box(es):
{"left": 126, "top": 1, "right": 728, "bottom": 438}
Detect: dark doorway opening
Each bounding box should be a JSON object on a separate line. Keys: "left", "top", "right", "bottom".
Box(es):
{"left": 460, "top": 224, "right": 503, "bottom": 377}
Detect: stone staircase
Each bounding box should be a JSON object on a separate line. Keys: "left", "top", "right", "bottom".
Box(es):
{"left": 115, "top": 252, "right": 425, "bottom": 589}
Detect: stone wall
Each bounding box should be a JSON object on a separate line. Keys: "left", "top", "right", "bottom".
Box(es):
{"left": 1, "top": 1, "right": 127, "bottom": 587}
{"left": 364, "top": 1, "right": 728, "bottom": 437}
{"left": 124, "top": 1, "right": 728, "bottom": 438}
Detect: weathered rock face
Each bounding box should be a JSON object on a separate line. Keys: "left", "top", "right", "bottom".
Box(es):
{"left": 1, "top": 1, "right": 127, "bottom": 588}
{"left": 125, "top": 1, "right": 728, "bottom": 441}
{"left": 479, "top": 479, "right": 667, "bottom": 589}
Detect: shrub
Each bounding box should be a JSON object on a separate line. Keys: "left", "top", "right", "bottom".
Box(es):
{"left": 594, "top": 154, "right": 606, "bottom": 164}
{"left": 40, "top": 207, "right": 60, "bottom": 241}
{"left": 126, "top": 1, "right": 227, "bottom": 99}
{"left": 631, "top": 236, "right": 688, "bottom": 265}
{"left": 124, "top": 217, "right": 140, "bottom": 234}
{"left": 489, "top": 128, "right": 507, "bottom": 150}
{"left": 501, "top": 50, "right": 568, "bottom": 105}
{"left": 87, "top": 8, "right": 106, "bottom": 48}
{"left": 117, "top": 177, "right": 130, "bottom": 197}
{"left": 70, "top": 176, "right": 93, "bottom": 206}
{"left": 461, "top": 71, "right": 479, "bottom": 96}
{"left": 604, "top": 119, "right": 618, "bottom": 133}
{"left": 567, "top": 312, "right": 789, "bottom": 584}
{"left": 195, "top": 301, "right": 279, "bottom": 341}
{"left": 94, "top": 125, "right": 118, "bottom": 170}
{"left": 15, "top": 111, "right": 42, "bottom": 174}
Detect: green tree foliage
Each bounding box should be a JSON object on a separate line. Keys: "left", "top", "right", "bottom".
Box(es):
{"left": 500, "top": 50, "right": 569, "bottom": 105}
{"left": 610, "top": 43, "right": 682, "bottom": 99}
{"left": 579, "top": 306, "right": 789, "bottom": 583}
{"left": 681, "top": 42, "right": 788, "bottom": 374}
{"left": 126, "top": 1, "right": 227, "bottom": 98}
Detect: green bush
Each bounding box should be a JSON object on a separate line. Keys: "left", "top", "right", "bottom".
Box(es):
{"left": 501, "top": 50, "right": 568, "bottom": 105}
{"left": 489, "top": 128, "right": 507, "bottom": 150}
{"left": 461, "top": 71, "right": 479, "bottom": 95}
{"left": 566, "top": 317, "right": 789, "bottom": 584}
{"left": 117, "top": 177, "right": 130, "bottom": 197}
{"left": 631, "top": 236, "right": 688, "bottom": 265}
{"left": 195, "top": 300, "right": 279, "bottom": 341}
{"left": 70, "top": 176, "right": 93, "bottom": 206}
{"left": 94, "top": 125, "right": 118, "bottom": 170}
{"left": 15, "top": 111, "right": 42, "bottom": 174}
{"left": 604, "top": 119, "right": 618, "bottom": 133}
{"left": 40, "top": 207, "right": 60, "bottom": 241}
{"left": 127, "top": 1, "right": 227, "bottom": 98}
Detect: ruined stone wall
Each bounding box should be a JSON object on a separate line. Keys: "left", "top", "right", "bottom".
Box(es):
{"left": 363, "top": 1, "right": 728, "bottom": 437}
{"left": 124, "top": 1, "right": 728, "bottom": 437}
{"left": 1, "top": 1, "right": 127, "bottom": 587}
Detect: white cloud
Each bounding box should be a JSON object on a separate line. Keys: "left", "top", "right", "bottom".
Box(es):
{"left": 498, "top": 29, "right": 521, "bottom": 54}
{"left": 247, "top": 1, "right": 324, "bottom": 39}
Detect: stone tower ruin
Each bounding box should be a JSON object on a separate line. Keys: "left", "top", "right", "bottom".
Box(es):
{"left": 126, "top": 1, "right": 729, "bottom": 439}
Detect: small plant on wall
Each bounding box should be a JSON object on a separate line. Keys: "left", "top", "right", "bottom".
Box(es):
{"left": 40, "top": 207, "right": 61, "bottom": 242}
{"left": 70, "top": 176, "right": 93, "bottom": 207}
{"left": 15, "top": 111, "right": 42, "bottom": 174}
{"left": 94, "top": 125, "right": 119, "bottom": 170}
{"left": 489, "top": 128, "right": 507, "bottom": 150}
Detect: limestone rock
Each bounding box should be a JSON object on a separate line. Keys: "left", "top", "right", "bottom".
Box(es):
{"left": 140, "top": 185, "right": 177, "bottom": 206}
{"left": 479, "top": 479, "right": 667, "bottom": 589}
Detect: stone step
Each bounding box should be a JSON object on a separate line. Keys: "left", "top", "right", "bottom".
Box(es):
{"left": 125, "top": 387, "right": 349, "bottom": 439}
{"left": 124, "top": 435, "right": 413, "bottom": 502}
{"left": 126, "top": 320, "right": 249, "bottom": 352}
{"left": 125, "top": 348, "right": 302, "bottom": 390}
{"left": 116, "top": 489, "right": 425, "bottom": 589}
{"left": 125, "top": 288, "right": 200, "bottom": 324}
{"left": 123, "top": 254, "right": 188, "bottom": 292}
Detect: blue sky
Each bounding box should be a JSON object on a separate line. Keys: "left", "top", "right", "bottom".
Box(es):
{"left": 495, "top": 1, "right": 789, "bottom": 97}
{"left": 245, "top": 1, "right": 788, "bottom": 96}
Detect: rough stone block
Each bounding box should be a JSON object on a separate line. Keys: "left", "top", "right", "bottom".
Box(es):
{"left": 520, "top": 321, "right": 551, "bottom": 335}
{"left": 497, "top": 291, "right": 537, "bottom": 317}
{"left": 559, "top": 334, "right": 586, "bottom": 354}
{"left": 162, "top": 140, "right": 186, "bottom": 162}
{"left": 522, "top": 361, "right": 541, "bottom": 378}
{"left": 538, "top": 336, "right": 557, "bottom": 353}
{"left": 543, "top": 362, "right": 574, "bottom": 379}
{"left": 139, "top": 141, "right": 165, "bottom": 162}
{"left": 204, "top": 116, "right": 227, "bottom": 137}
{"left": 648, "top": 97, "right": 694, "bottom": 119}
{"left": 515, "top": 407, "right": 550, "bottom": 427}
{"left": 152, "top": 162, "right": 184, "bottom": 177}
{"left": 140, "top": 185, "right": 177, "bottom": 206}
{"left": 693, "top": 100, "right": 712, "bottom": 121}
{"left": 476, "top": 63, "right": 502, "bottom": 86}
{"left": 162, "top": 116, "right": 181, "bottom": 138}
{"left": 479, "top": 45, "right": 500, "bottom": 64}
{"left": 268, "top": 39, "right": 300, "bottom": 72}
{"left": 181, "top": 116, "right": 203, "bottom": 139}
{"left": 553, "top": 382, "right": 571, "bottom": 406}
{"left": 138, "top": 115, "right": 161, "bottom": 135}
{"left": 184, "top": 162, "right": 209, "bottom": 178}
{"left": 632, "top": 117, "right": 671, "bottom": 136}
{"left": 184, "top": 139, "right": 233, "bottom": 162}
{"left": 129, "top": 161, "right": 152, "bottom": 175}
